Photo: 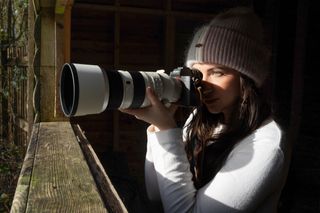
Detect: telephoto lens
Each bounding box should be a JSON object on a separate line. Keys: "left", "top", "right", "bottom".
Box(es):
{"left": 59, "top": 63, "right": 186, "bottom": 117}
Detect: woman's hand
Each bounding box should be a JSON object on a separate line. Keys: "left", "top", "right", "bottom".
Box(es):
{"left": 120, "top": 87, "right": 178, "bottom": 131}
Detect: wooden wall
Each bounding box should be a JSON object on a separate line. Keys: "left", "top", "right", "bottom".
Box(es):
{"left": 276, "top": 0, "right": 320, "bottom": 212}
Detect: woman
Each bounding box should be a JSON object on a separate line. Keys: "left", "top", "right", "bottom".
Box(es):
{"left": 121, "top": 7, "right": 288, "bottom": 212}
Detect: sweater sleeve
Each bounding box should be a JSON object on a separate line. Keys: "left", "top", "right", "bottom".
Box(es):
{"left": 144, "top": 135, "right": 161, "bottom": 202}
{"left": 147, "top": 128, "right": 197, "bottom": 212}
{"left": 147, "top": 124, "right": 284, "bottom": 213}
{"left": 144, "top": 111, "right": 194, "bottom": 203}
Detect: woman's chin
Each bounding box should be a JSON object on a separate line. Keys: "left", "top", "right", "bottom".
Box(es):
{"left": 205, "top": 105, "right": 221, "bottom": 114}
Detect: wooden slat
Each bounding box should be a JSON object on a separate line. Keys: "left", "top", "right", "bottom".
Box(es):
{"left": 72, "top": 124, "right": 128, "bottom": 213}
{"left": 11, "top": 122, "right": 109, "bottom": 212}
{"left": 11, "top": 123, "right": 40, "bottom": 213}
{"left": 27, "top": 122, "right": 107, "bottom": 212}
{"left": 74, "top": 3, "right": 217, "bottom": 19}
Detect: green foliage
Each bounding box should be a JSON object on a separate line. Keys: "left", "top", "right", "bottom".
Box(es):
{"left": 0, "top": 64, "right": 27, "bottom": 101}
{"left": 0, "top": 142, "right": 24, "bottom": 212}
{"left": 0, "top": 0, "right": 28, "bottom": 45}
{"left": 0, "top": 0, "right": 28, "bottom": 212}
{"left": 1, "top": 0, "right": 28, "bottom": 99}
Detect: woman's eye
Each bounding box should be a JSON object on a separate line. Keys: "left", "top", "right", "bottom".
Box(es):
{"left": 209, "top": 69, "right": 224, "bottom": 77}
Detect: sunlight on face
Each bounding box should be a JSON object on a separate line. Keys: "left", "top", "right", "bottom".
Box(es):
{"left": 192, "top": 63, "right": 241, "bottom": 121}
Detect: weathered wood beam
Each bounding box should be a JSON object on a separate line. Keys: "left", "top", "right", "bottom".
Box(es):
{"left": 33, "top": 0, "right": 57, "bottom": 14}
{"left": 39, "top": 7, "right": 56, "bottom": 121}
{"left": 11, "top": 122, "right": 117, "bottom": 212}
{"left": 74, "top": 2, "right": 216, "bottom": 19}
{"left": 31, "top": 0, "right": 71, "bottom": 121}
{"left": 10, "top": 123, "right": 40, "bottom": 213}
{"left": 73, "top": 124, "right": 128, "bottom": 213}
{"left": 54, "top": 0, "right": 72, "bottom": 119}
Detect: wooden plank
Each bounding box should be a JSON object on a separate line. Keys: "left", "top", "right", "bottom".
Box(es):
{"left": 11, "top": 123, "right": 40, "bottom": 213}
{"left": 72, "top": 124, "right": 128, "bottom": 213}
{"left": 74, "top": 3, "right": 216, "bottom": 19}
{"left": 24, "top": 122, "right": 107, "bottom": 212}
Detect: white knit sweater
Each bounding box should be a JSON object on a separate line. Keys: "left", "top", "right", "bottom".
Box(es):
{"left": 145, "top": 116, "right": 287, "bottom": 213}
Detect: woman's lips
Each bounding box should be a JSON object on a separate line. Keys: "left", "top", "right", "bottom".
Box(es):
{"left": 201, "top": 88, "right": 217, "bottom": 104}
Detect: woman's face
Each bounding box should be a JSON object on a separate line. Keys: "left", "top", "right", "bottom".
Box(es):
{"left": 192, "top": 63, "right": 241, "bottom": 121}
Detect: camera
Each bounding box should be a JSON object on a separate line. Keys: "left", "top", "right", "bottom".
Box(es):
{"left": 59, "top": 63, "right": 202, "bottom": 117}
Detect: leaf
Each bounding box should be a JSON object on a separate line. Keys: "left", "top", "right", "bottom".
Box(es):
{"left": 0, "top": 193, "right": 9, "bottom": 201}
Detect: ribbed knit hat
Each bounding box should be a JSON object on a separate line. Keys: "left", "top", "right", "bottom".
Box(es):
{"left": 185, "top": 7, "right": 270, "bottom": 87}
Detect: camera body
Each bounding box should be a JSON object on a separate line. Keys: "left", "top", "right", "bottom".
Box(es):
{"left": 59, "top": 63, "right": 202, "bottom": 117}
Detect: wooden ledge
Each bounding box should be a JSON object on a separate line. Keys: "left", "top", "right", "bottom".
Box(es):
{"left": 10, "top": 122, "right": 127, "bottom": 213}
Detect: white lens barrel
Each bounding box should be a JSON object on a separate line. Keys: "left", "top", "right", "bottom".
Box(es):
{"left": 139, "top": 71, "right": 181, "bottom": 107}
{"left": 118, "top": 71, "right": 134, "bottom": 109}
{"left": 72, "top": 63, "right": 109, "bottom": 116}
{"left": 60, "top": 63, "right": 184, "bottom": 117}
{"left": 158, "top": 73, "right": 182, "bottom": 103}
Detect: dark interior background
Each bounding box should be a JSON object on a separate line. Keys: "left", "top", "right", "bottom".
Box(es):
{"left": 68, "top": 0, "right": 319, "bottom": 212}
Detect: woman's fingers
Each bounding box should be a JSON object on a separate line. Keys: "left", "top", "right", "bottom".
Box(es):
{"left": 146, "top": 87, "right": 179, "bottom": 113}
{"left": 146, "top": 87, "right": 161, "bottom": 106}
{"left": 119, "top": 87, "right": 178, "bottom": 130}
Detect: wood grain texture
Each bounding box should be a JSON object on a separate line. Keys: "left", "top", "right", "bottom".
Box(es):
{"left": 72, "top": 124, "right": 128, "bottom": 213}
{"left": 11, "top": 123, "right": 40, "bottom": 213}
{"left": 12, "top": 122, "right": 108, "bottom": 213}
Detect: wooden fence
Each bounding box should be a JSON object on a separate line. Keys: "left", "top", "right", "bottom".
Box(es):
{"left": 0, "top": 45, "right": 29, "bottom": 148}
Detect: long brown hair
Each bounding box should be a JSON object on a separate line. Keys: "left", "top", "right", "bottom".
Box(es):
{"left": 185, "top": 74, "right": 272, "bottom": 189}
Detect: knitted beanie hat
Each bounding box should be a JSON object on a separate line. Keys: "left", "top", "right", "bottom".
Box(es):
{"left": 185, "top": 7, "right": 270, "bottom": 87}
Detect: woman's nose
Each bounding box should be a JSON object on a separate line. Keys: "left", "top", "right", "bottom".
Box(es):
{"left": 201, "top": 74, "right": 209, "bottom": 82}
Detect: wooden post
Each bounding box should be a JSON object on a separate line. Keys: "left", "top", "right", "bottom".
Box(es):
{"left": 40, "top": 5, "right": 56, "bottom": 121}
{"left": 27, "top": 0, "right": 35, "bottom": 141}
{"left": 54, "top": 0, "right": 73, "bottom": 120}
{"left": 30, "top": 0, "right": 70, "bottom": 122}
